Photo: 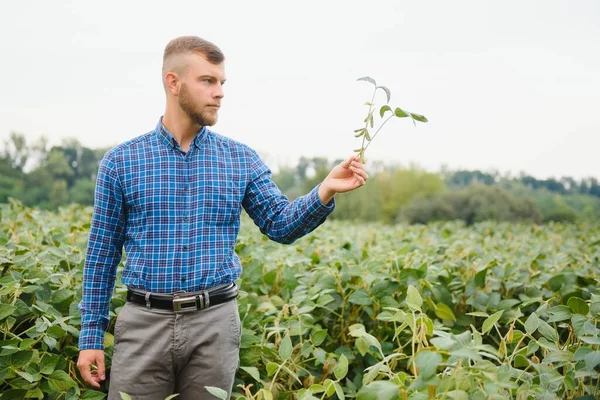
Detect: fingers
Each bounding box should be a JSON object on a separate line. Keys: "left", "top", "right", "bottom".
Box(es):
{"left": 77, "top": 350, "right": 105, "bottom": 388}
{"left": 349, "top": 160, "right": 368, "bottom": 183}
{"left": 340, "top": 156, "right": 355, "bottom": 168}
{"left": 96, "top": 355, "right": 106, "bottom": 381}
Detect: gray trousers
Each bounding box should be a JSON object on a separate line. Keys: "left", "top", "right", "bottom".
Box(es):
{"left": 108, "top": 298, "right": 241, "bottom": 400}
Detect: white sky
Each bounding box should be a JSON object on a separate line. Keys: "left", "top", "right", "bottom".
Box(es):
{"left": 1, "top": 0, "right": 599, "bottom": 180}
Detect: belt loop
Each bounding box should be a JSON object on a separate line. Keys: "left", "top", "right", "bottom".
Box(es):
{"left": 145, "top": 292, "right": 151, "bottom": 309}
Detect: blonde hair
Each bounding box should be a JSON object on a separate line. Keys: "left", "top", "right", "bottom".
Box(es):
{"left": 162, "top": 36, "right": 225, "bottom": 79}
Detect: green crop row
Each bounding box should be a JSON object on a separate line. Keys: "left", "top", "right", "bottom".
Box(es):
{"left": 1, "top": 198, "right": 599, "bottom": 399}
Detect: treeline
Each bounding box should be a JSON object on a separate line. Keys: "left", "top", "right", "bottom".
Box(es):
{"left": 2, "top": 132, "right": 600, "bottom": 224}
{"left": 0, "top": 133, "right": 108, "bottom": 209}
{"left": 274, "top": 158, "right": 600, "bottom": 224}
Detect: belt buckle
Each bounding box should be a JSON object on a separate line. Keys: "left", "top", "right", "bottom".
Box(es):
{"left": 172, "top": 293, "right": 205, "bottom": 313}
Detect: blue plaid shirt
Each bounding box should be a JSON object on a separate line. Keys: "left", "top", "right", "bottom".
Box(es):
{"left": 78, "top": 118, "right": 335, "bottom": 350}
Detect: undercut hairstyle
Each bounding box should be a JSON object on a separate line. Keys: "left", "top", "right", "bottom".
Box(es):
{"left": 162, "top": 36, "right": 225, "bottom": 80}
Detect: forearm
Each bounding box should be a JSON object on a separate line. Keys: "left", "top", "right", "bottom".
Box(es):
{"left": 317, "top": 181, "right": 336, "bottom": 205}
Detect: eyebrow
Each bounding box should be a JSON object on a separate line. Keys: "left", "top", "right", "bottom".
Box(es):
{"left": 198, "top": 75, "right": 226, "bottom": 83}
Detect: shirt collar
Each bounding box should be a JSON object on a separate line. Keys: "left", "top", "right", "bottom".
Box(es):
{"left": 155, "top": 117, "right": 207, "bottom": 150}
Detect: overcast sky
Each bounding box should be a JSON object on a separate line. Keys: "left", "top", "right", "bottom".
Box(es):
{"left": 1, "top": 0, "right": 598, "bottom": 180}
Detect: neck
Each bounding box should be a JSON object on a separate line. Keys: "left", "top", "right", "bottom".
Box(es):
{"left": 162, "top": 107, "right": 202, "bottom": 151}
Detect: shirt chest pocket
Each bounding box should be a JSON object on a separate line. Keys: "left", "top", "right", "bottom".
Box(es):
{"left": 200, "top": 181, "right": 243, "bottom": 226}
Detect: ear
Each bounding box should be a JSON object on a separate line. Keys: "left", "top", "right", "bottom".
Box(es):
{"left": 164, "top": 72, "right": 180, "bottom": 96}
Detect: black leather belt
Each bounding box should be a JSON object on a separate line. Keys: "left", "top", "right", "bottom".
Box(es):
{"left": 126, "top": 282, "right": 238, "bottom": 313}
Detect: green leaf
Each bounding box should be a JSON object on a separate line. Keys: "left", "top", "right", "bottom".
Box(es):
{"left": 379, "top": 105, "right": 392, "bottom": 118}
{"left": 48, "top": 370, "right": 77, "bottom": 391}
{"left": 279, "top": 333, "right": 292, "bottom": 360}
{"left": 447, "top": 391, "right": 469, "bottom": 400}
{"left": 415, "top": 350, "right": 442, "bottom": 379}
{"left": 354, "top": 129, "right": 365, "bottom": 138}
{"left": 51, "top": 289, "right": 74, "bottom": 304}
{"left": 482, "top": 310, "right": 504, "bottom": 334}
{"left": 474, "top": 268, "right": 487, "bottom": 287}
{"left": 1, "top": 390, "right": 28, "bottom": 400}
{"left": 568, "top": 297, "right": 589, "bottom": 315}
{"left": 325, "top": 379, "right": 336, "bottom": 397}
{"left": 580, "top": 336, "right": 600, "bottom": 345}
{"left": 434, "top": 303, "right": 456, "bottom": 321}
{"left": 266, "top": 362, "right": 279, "bottom": 376}
{"left": 377, "top": 86, "right": 391, "bottom": 103}
{"left": 356, "top": 381, "right": 399, "bottom": 400}
{"left": 524, "top": 312, "right": 539, "bottom": 335}
{"left": 547, "top": 305, "right": 572, "bottom": 323}
{"left": 394, "top": 107, "right": 409, "bottom": 118}
{"left": 311, "top": 329, "right": 328, "bottom": 346}
{"left": 334, "top": 354, "right": 349, "bottom": 380}
{"left": 410, "top": 113, "right": 428, "bottom": 123}
{"left": 0, "top": 304, "right": 16, "bottom": 320}
{"left": 406, "top": 285, "right": 423, "bottom": 311}
{"left": 259, "top": 388, "right": 273, "bottom": 400}
{"left": 349, "top": 288, "right": 372, "bottom": 305}
{"left": 334, "top": 381, "right": 345, "bottom": 400}
{"left": 81, "top": 390, "right": 107, "bottom": 399}
{"left": 164, "top": 395, "right": 180, "bottom": 400}
{"left": 10, "top": 350, "right": 34, "bottom": 368}
{"left": 363, "top": 361, "right": 383, "bottom": 384}
{"left": 356, "top": 336, "right": 370, "bottom": 356}
{"left": 317, "top": 294, "right": 334, "bottom": 306}
{"left": 205, "top": 386, "right": 228, "bottom": 400}
{"left": 240, "top": 366, "right": 260, "bottom": 382}
{"left": 43, "top": 336, "right": 58, "bottom": 350}
{"left": 538, "top": 319, "right": 558, "bottom": 342}
{"left": 309, "top": 384, "right": 326, "bottom": 394}
{"left": 15, "top": 369, "right": 37, "bottom": 383}
{"left": 467, "top": 312, "right": 490, "bottom": 317}
{"left": 449, "top": 348, "right": 482, "bottom": 361}
{"left": 584, "top": 351, "right": 600, "bottom": 371}
{"left": 25, "top": 388, "right": 44, "bottom": 400}
{"left": 574, "top": 347, "right": 592, "bottom": 361}
{"left": 545, "top": 350, "right": 573, "bottom": 364}
{"left": 357, "top": 76, "right": 377, "bottom": 86}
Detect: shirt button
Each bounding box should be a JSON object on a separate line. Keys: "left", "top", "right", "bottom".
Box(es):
{"left": 184, "top": 186, "right": 189, "bottom": 191}
{"left": 181, "top": 277, "right": 186, "bottom": 282}
{"left": 182, "top": 245, "right": 188, "bottom": 251}
{"left": 183, "top": 216, "right": 189, "bottom": 221}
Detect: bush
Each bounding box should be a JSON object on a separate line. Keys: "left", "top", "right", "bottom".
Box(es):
{"left": 400, "top": 184, "right": 542, "bottom": 225}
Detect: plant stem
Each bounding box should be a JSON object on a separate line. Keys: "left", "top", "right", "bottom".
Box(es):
{"left": 360, "top": 88, "right": 378, "bottom": 157}
{"left": 362, "top": 115, "right": 395, "bottom": 153}
{"left": 269, "top": 360, "right": 286, "bottom": 392}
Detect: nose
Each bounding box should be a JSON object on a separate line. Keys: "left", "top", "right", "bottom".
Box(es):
{"left": 214, "top": 82, "right": 224, "bottom": 100}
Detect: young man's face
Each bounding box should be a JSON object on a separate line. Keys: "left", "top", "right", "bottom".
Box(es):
{"left": 178, "top": 53, "right": 226, "bottom": 127}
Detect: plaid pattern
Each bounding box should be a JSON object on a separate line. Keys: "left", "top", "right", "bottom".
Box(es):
{"left": 78, "top": 118, "right": 335, "bottom": 350}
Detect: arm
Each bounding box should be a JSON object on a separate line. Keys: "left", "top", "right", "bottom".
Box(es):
{"left": 78, "top": 153, "right": 126, "bottom": 350}
{"left": 242, "top": 150, "right": 335, "bottom": 244}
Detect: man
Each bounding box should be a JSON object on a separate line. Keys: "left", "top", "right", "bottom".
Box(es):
{"left": 77, "top": 35, "right": 368, "bottom": 400}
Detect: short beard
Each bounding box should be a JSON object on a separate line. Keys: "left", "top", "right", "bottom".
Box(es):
{"left": 178, "top": 83, "right": 217, "bottom": 127}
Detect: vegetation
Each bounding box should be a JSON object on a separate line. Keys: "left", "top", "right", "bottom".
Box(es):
{"left": 1, "top": 200, "right": 599, "bottom": 399}
{"left": 1, "top": 131, "right": 600, "bottom": 225}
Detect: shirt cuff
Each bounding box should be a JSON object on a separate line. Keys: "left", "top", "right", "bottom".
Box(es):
{"left": 308, "top": 184, "right": 336, "bottom": 215}
{"left": 78, "top": 327, "right": 106, "bottom": 351}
